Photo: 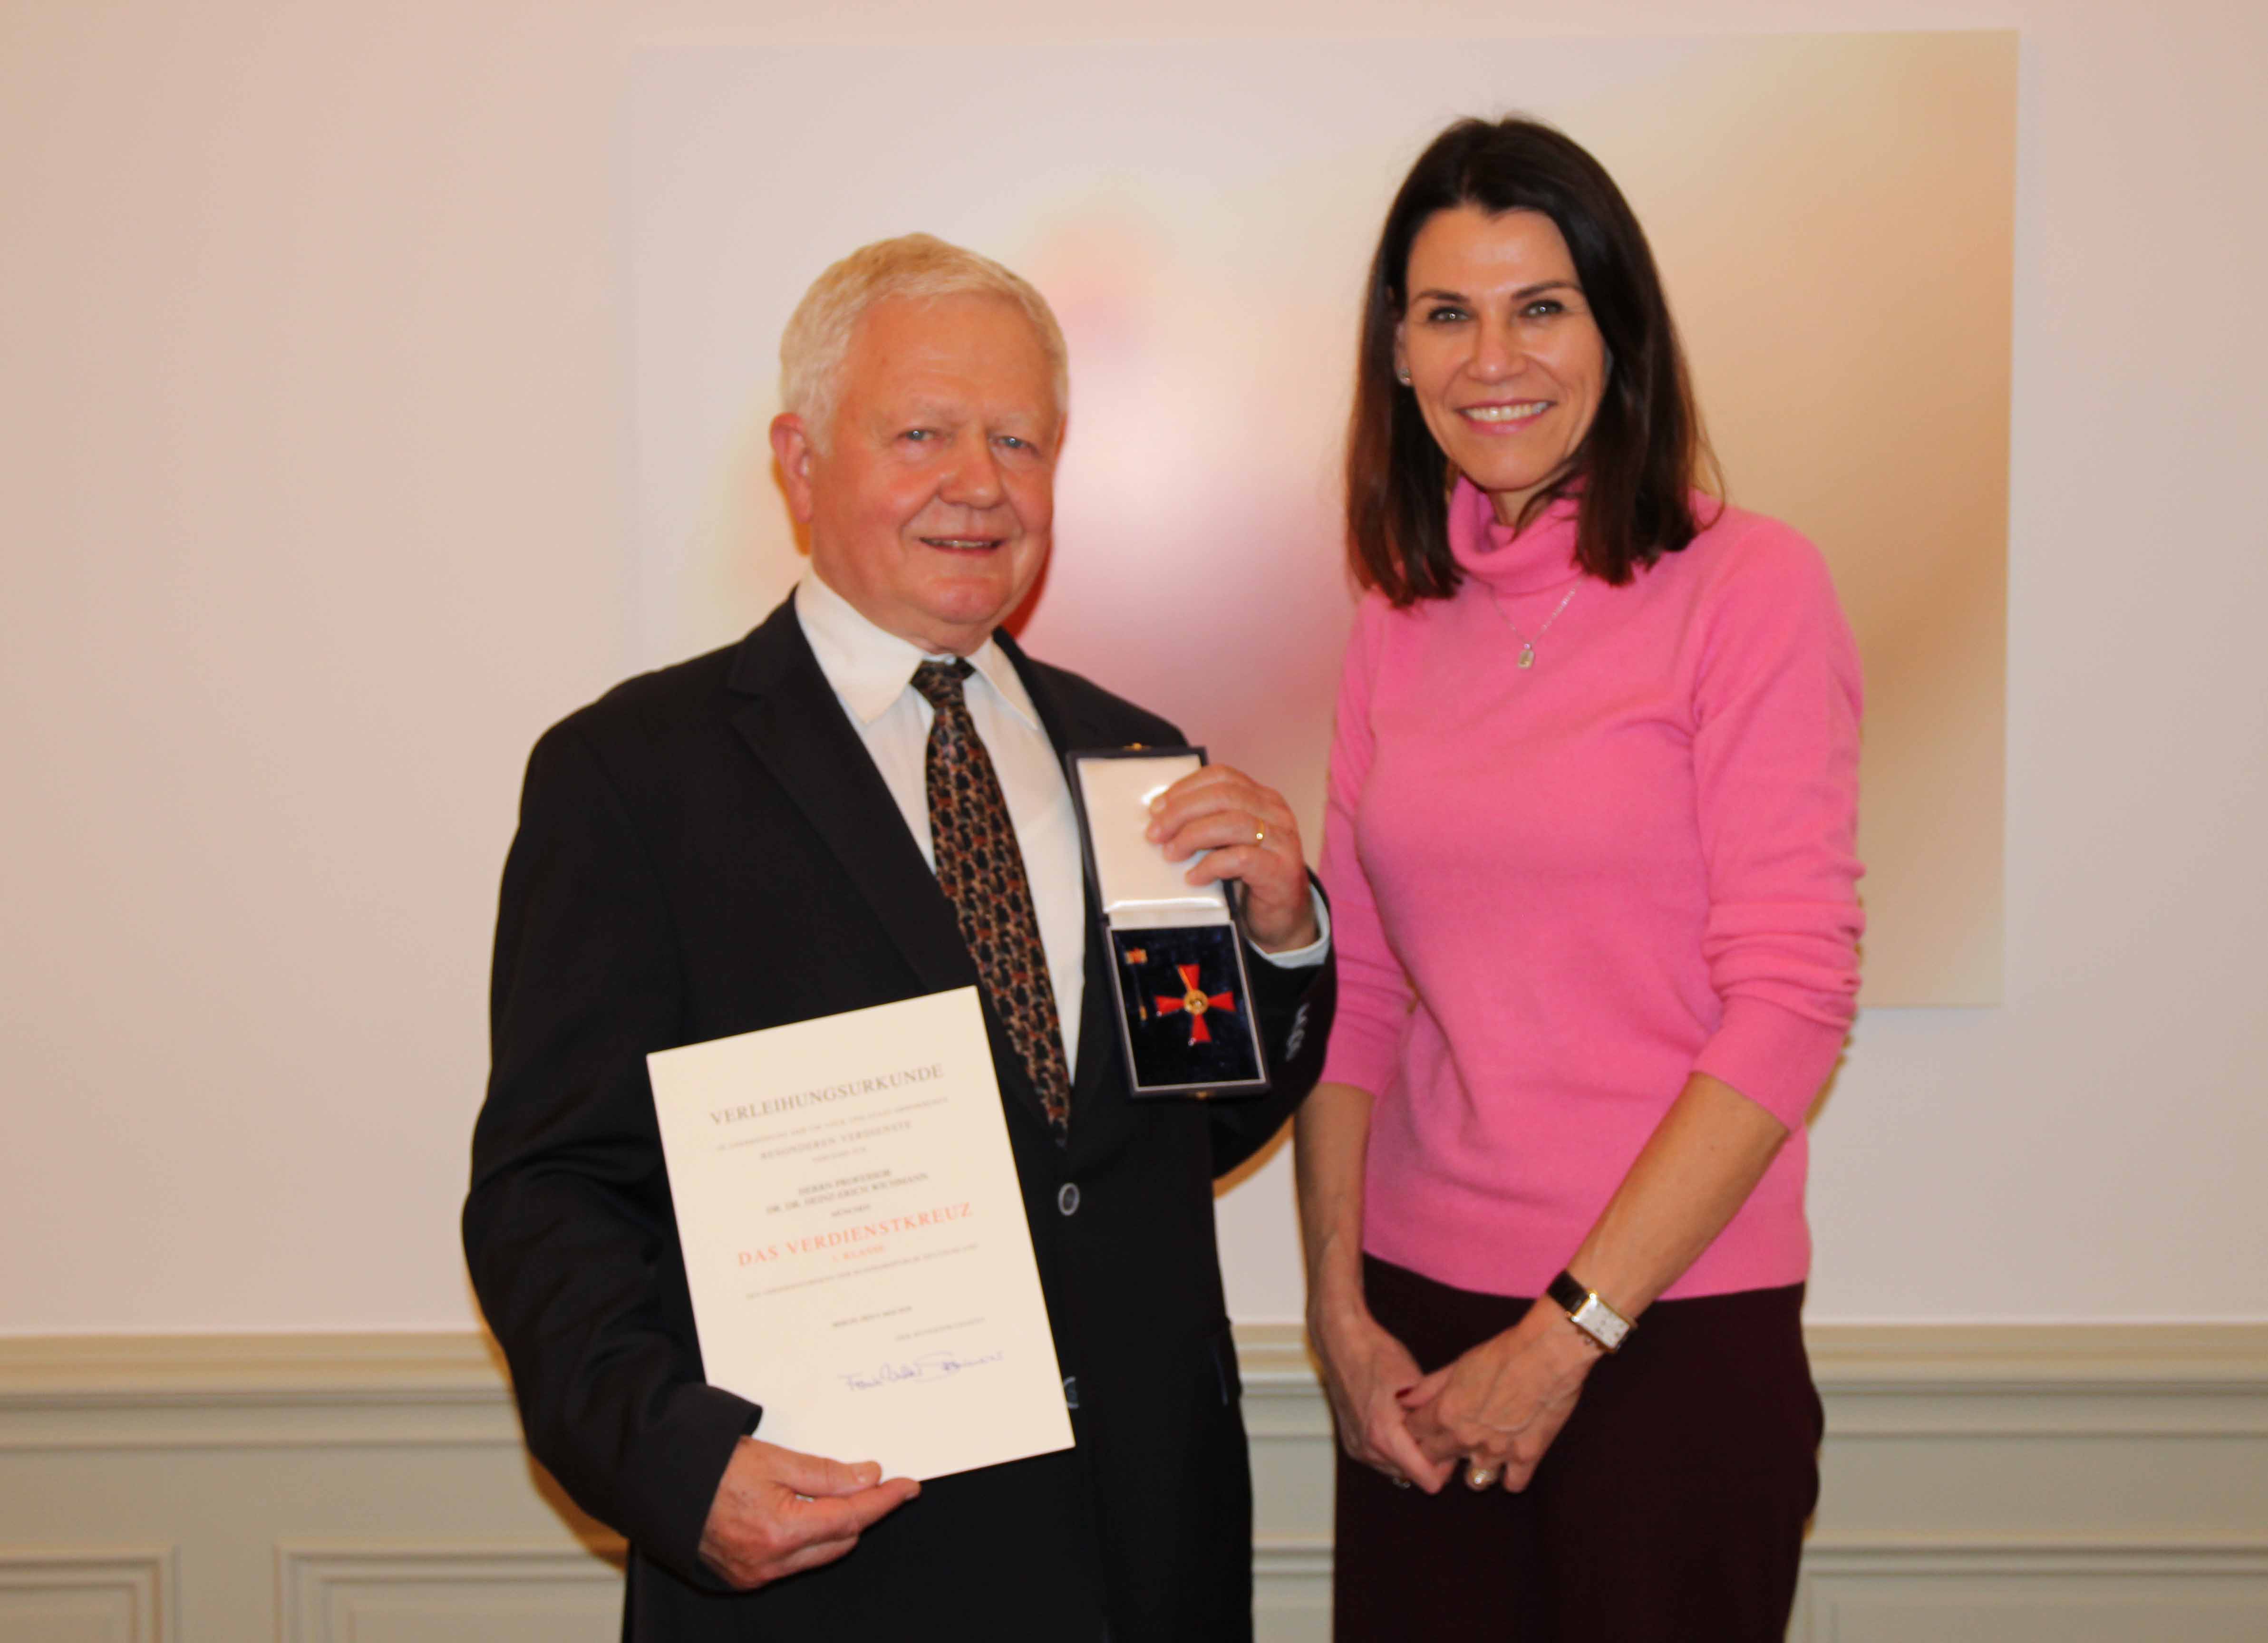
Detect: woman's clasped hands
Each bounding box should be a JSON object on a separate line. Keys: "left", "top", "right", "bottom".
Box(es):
{"left": 1391, "top": 1301, "right": 1604, "bottom": 1494}
{"left": 1312, "top": 1305, "right": 1452, "bottom": 1493}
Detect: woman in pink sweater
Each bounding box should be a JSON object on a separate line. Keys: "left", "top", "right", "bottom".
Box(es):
{"left": 1299, "top": 118, "right": 1863, "bottom": 1641}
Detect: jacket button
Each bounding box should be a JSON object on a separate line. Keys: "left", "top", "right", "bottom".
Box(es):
{"left": 1063, "top": 1375, "right": 1080, "bottom": 1410}
{"left": 1056, "top": 1182, "right": 1080, "bottom": 1216}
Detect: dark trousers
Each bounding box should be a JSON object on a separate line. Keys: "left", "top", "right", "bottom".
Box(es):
{"left": 1333, "top": 1256, "right": 1821, "bottom": 1643}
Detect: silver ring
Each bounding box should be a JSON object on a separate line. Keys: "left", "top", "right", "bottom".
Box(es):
{"left": 1390, "top": 1474, "right": 1412, "bottom": 1489}
{"left": 1464, "top": 1462, "right": 1499, "bottom": 1491}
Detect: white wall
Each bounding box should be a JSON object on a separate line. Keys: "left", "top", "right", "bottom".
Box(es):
{"left": 3, "top": 0, "right": 2262, "bottom": 1334}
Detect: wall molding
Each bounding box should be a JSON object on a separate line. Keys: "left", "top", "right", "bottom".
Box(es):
{"left": 3, "top": 1324, "right": 2265, "bottom": 1641}
{"left": 1790, "top": 1541, "right": 2268, "bottom": 1643}
{"left": 0, "top": 1333, "right": 518, "bottom": 1450}
{"left": 8, "top": 1321, "right": 2262, "bottom": 1411}
{"left": 278, "top": 1543, "right": 625, "bottom": 1643}
{"left": 0, "top": 1545, "right": 177, "bottom": 1643}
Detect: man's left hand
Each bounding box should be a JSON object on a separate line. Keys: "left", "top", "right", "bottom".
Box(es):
{"left": 1147, "top": 765, "right": 1318, "bottom": 953}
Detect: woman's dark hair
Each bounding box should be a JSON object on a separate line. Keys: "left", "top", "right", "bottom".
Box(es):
{"left": 1347, "top": 116, "right": 1716, "bottom": 602}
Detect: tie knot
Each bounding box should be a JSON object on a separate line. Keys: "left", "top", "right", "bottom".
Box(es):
{"left": 910, "top": 657, "right": 975, "bottom": 710}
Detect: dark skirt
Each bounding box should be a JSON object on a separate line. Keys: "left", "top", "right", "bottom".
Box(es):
{"left": 1333, "top": 1255, "right": 1822, "bottom": 1643}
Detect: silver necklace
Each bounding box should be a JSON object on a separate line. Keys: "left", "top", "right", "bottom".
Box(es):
{"left": 1487, "top": 582, "right": 1579, "bottom": 668}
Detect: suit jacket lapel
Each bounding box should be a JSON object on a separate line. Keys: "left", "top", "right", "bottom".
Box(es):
{"left": 995, "top": 631, "right": 1132, "bottom": 1141}
{"left": 726, "top": 601, "right": 973, "bottom": 999}
{"left": 727, "top": 601, "right": 1056, "bottom": 1130}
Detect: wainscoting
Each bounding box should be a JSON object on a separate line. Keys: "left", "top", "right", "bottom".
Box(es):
{"left": 2, "top": 1325, "right": 2262, "bottom": 1642}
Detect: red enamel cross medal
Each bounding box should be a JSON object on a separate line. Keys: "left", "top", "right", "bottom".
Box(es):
{"left": 1153, "top": 963, "right": 1238, "bottom": 1045}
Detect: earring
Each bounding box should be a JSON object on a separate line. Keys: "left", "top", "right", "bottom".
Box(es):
{"left": 1395, "top": 368, "right": 1412, "bottom": 386}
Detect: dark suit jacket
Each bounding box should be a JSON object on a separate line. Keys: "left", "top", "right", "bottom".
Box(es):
{"left": 464, "top": 599, "right": 1332, "bottom": 1642}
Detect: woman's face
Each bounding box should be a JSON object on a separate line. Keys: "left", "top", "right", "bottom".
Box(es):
{"left": 1395, "top": 205, "right": 1608, "bottom": 528}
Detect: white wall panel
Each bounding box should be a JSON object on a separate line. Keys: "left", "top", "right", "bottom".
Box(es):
{"left": 279, "top": 1546, "right": 620, "bottom": 1643}
{"left": 0, "top": 1550, "right": 174, "bottom": 1643}
{"left": 1794, "top": 1548, "right": 2268, "bottom": 1643}
{"left": 4, "top": 1330, "right": 2262, "bottom": 1642}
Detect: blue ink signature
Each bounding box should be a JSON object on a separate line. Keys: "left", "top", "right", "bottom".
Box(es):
{"left": 840, "top": 1349, "right": 1006, "bottom": 1392}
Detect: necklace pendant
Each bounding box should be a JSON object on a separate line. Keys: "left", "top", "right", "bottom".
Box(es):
{"left": 1517, "top": 646, "right": 1536, "bottom": 669}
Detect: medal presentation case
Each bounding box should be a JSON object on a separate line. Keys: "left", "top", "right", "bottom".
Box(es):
{"left": 1065, "top": 747, "right": 1270, "bottom": 1099}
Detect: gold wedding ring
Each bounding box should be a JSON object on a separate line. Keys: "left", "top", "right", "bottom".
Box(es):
{"left": 1253, "top": 822, "right": 1267, "bottom": 847}
{"left": 1464, "top": 1461, "right": 1499, "bottom": 1491}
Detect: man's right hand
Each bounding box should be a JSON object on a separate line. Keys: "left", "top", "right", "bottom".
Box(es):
{"left": 697, "top": 1436, "right": 921, "bottom": 1589}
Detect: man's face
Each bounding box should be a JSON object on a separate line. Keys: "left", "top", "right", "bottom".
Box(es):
{"left": 772, "top": 293, "right": 1060, "bottom": 657}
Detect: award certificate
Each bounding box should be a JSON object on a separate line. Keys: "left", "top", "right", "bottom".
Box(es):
{"left": 647, "top": 987, "right": 1073, "bottom": 1481}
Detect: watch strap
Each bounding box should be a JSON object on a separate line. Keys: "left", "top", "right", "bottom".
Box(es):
{"left": 1546, "top": 1269, "right": 1633, "bottom": 1353}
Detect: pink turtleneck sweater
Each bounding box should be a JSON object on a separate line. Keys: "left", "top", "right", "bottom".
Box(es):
{"left": 1318, "top": 482, "right": 1863, "bottom": 1300}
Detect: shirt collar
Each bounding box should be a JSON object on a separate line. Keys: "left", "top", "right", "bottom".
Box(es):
{"left": 793, "top": 569, "right": 1043, "bottom": 733}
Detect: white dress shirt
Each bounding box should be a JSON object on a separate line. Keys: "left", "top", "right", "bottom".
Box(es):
{"left": 794, "top": 570, "right": 1328, "bottom": 1082}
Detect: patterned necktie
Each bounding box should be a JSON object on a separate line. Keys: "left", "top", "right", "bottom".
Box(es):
{"left": 910, "top": 658, "right": 1072, "bottom": 1133}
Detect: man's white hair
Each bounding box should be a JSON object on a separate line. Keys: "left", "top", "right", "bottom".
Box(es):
{"left": 779, "top": 233, "right": 1070, "bottom": 451}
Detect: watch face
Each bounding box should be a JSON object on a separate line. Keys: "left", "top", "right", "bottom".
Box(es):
{"left": 1572, "top": 1296, "right": 1629, "bottom": 1351}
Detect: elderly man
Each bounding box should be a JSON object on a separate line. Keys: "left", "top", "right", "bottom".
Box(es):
{"left": 464, "top": 234, "right": 1333, "bottom": 1641}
